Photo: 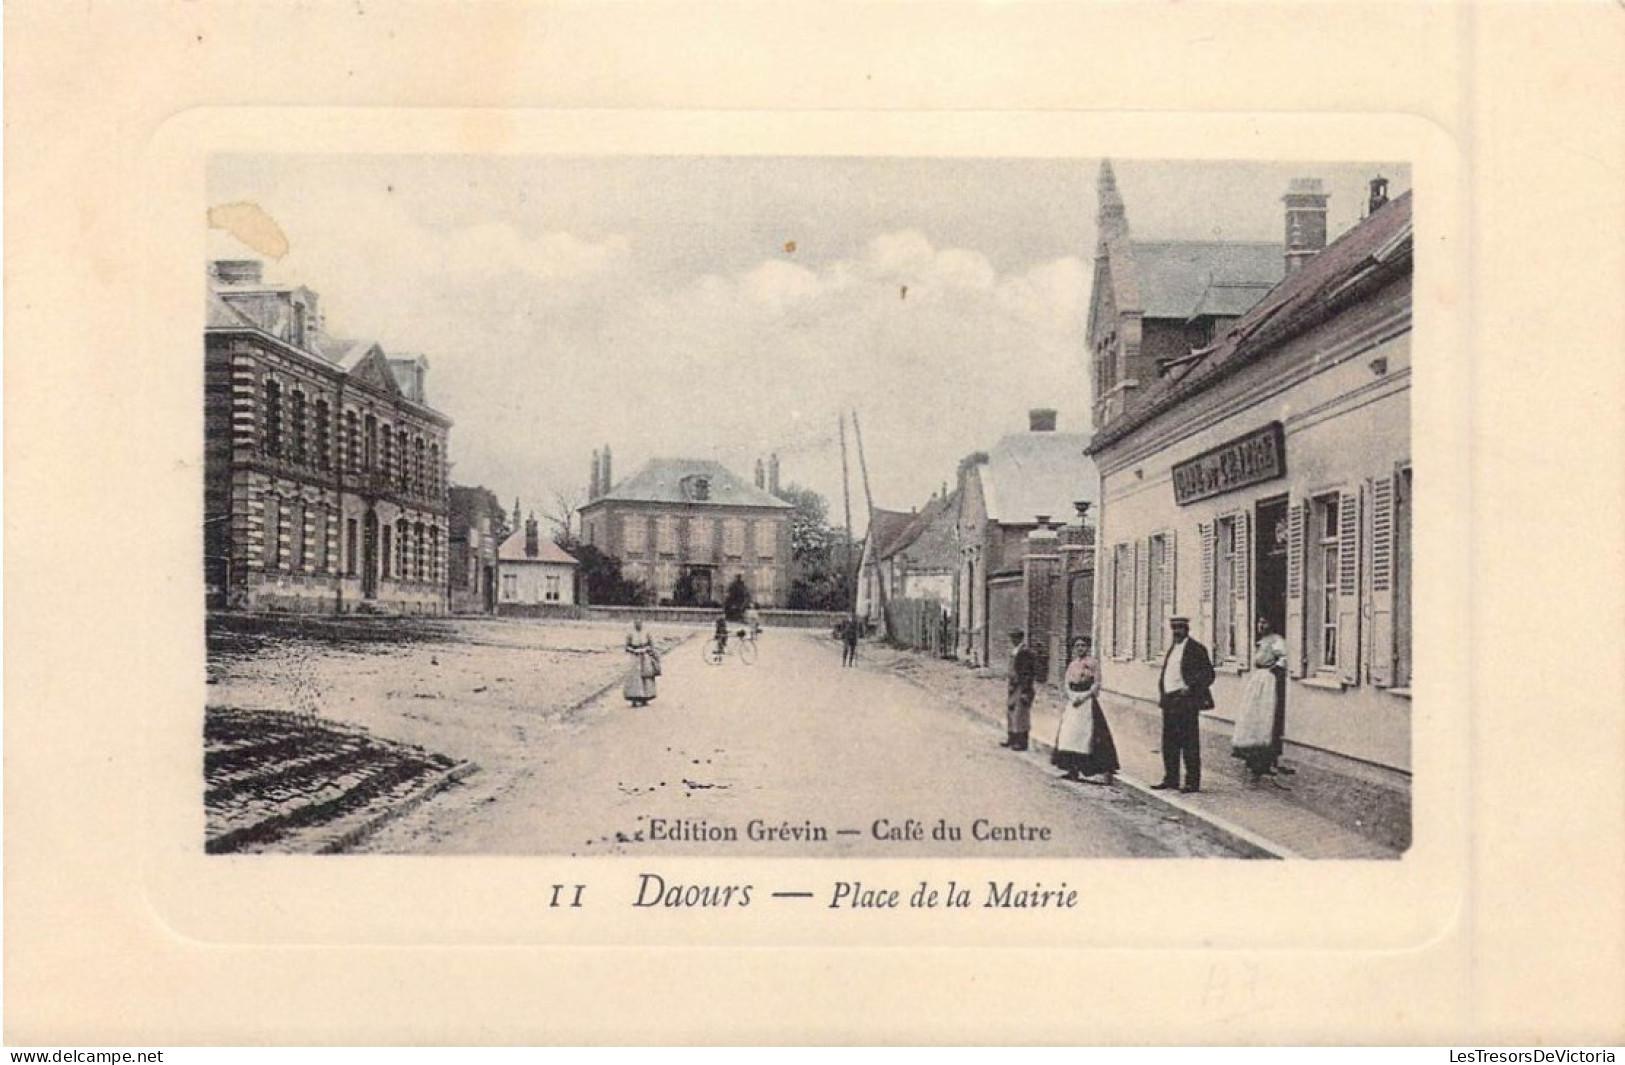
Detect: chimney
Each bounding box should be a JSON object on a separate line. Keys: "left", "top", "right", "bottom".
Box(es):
{"left": 755, "top": 458, "right": 765, "bottom": 489}
{"left": 211, "top": 260, "right": 263, "bottom": 286}
{"left": 1096, "top": 160, "right": 1128, "bottom": 244}
{"left": 1029, "top": 408, "right": 1058, "bottom": 432}
{"left": 1368, "top": 175, "right": 1390, "bottom": 216}
{"left": 601, "top": 445, "right": 612, "bottom": 495}
{"left": 525, "top": 514, "right": 540, "bottom": 558}
{"left": 1283, "top": 178, "right": 1329, "bottom": 276}
{"left": 590, "top": 450, "right": 602, "bottom": 499}
{"left": 768, "top": 453, "right": 780, "bottom": 496}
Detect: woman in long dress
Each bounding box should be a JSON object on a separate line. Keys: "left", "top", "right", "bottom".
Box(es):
{"left": 1052, "top": 636, "right": 1119, "bottom": 784}
{"left": 1231, "top": 615, "right": 1288, "bottom": 783}
{"left": 624, "top": 619, "right": 658, "bottom": 707}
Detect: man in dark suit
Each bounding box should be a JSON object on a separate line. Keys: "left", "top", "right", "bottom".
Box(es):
{"left": 1002, "top": 629, "right": 1037, "bottom": 751}
{"left": 1153, "top": 616, "right": 1216, "bottom": 794}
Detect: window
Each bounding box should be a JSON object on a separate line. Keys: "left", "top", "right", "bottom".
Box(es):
{"left": 263, "top": 380, "right": 283, "bottom": 457}
{"left": 623, "top": 515, "right": 646, "bottom": 555}
{"left": 1314, "top": 495, "right": 1340, "bottom": 669}
{"left": 289, "top": 501, "right": 306, "bottom": 571}
{"left": 502, "top": 573, "right": 518, "bottom": 601}
{"left": 263, "top": 495, "right": 281, "bottom": 569}
{"left": 314, "top": 506, "right": 329, "bottom": 572}
{"left": 1111, "top": 543, "right": 1133, "bottom": 658}
{"left": 346, "top": 518, "right": 358, "bottom": 577}
{"left": 429, "top": 526, "right": 440, "bottom": 584}
{"left": 381, "top": 425, "right": 395, "bottom": 484}
{"left": 414, "top": 522, "right": 426, "bottom": 582}
{"left": 724, "top": 519, "right": 746, "bottom": 558}
{"left": 754, "top": 520, "right": 776, "bottom": 559}
{"left": 414, "top": 437, "right": 426, "bottom": 497}
{"left": 290, "top": 391, "right": 307, "bottom": 465}
{"left": 363, "top": 415, "right": 377, "bottom": 471}
{"left": 314, "top": 400, "right": 331, "bottom": 470}
{"left": 381, "top": 525, "right": 393, "bottom": 581}
{"left": 344, "top": 411, "right": 360, "bottom": 473}
{"left": 428, "top": 443, "right": 440, "bottom": 497}
{"left": 656, "top": 515, "right": 678, "bottom": 556}
{"left": 1213, "top": 518, "right": 1238, "bottom": 662}
{"left": 545, "top": 575, "right": 561, "bottom": 602}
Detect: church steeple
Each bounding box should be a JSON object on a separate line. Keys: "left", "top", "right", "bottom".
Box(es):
{"left": 1097, "top": 159, "right": 1128, "bottom": 244}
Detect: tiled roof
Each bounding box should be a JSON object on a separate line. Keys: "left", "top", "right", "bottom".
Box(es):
{"left": 591, "top": 458, "right": 793, "bottom": 509}
{"left": 496, "top": 531, "right": 580, "bottom": 565}
{"left": 1089, "top": 191, "right": 1413, "bottom": 454}
{"left": 1130, "top": 241, "right": 1284, "bottom": 320}
{"left": 866, "top": 509, "right": 919, "bottom": 560}
{"left": 878, "top": 490, "right": 959, "bottom": 568}
{"left": 978, "top": 431, "right": 1098, "bottom": 525}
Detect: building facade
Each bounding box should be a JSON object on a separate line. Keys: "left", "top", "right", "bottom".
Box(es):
{"left": 447, "top": 485, "right": 504, "bottom": 614}
{"left": 1087, "top": 183, "right": 1412, "bottom": 770}
{"left": 1088, "top": 159, "right": 1288, "bottom": 431}
{"left": 856, "top": 489, "right": 959, "bottom": 629}
{"left": 205, "top": 260, "right": 452, "bottom": 614}
{"left": 577, "top": 455, "right": 794, "bottom": 608}
{"left": 496, "top": 517, "right": 581, "bottom": 610}
{"left": 955, "top": 409, "right": 1099, "bottom": 679}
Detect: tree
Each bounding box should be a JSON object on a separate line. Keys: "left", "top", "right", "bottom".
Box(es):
{"left": 773, "top": 482, "right": 855, "bottom": 612}
{"left": 560, "top": 540, "right": 650, "bottom": 606}
{"left": 543, "top": 484, "right": 589, "bottom": 545}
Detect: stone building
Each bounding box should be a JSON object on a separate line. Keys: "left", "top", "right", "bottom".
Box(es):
{"left": 955, "top": 409, "right": 1099, "bottom": 678}
{"left": 1086, "top": 180, "right": 1413, "bottom": 770}
{"left": 496, "top": 515, "right": 581, "bottom": 611}
{"left": 576, "top": 452, "right": 794, "bottom": 607}
{"left": 204, "top": 259, "right": 451, "bottom": 614}
{"left": 1088, "top": 159, "right": 1287, "bottom": 431}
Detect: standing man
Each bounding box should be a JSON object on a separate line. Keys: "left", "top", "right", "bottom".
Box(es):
{"left": 840, "top": 616, "right": 860, "bottom": 667}
{"left": 1003, "top": 629, "right": 1037, "bottom": 751}
{"left": 1154, "top": 616, "right": 1216, "bottom": 794}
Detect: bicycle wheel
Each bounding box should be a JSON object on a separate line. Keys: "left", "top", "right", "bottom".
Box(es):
{"left": 739, "top": 637, "right": 758, "bottom": 665}
{"left": 702, "top": 640, "right": 725, "bottom": 665}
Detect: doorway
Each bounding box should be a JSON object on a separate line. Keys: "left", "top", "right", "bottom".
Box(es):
{"left": 1254, "top": 495, "right": 1289, "bottom": 634}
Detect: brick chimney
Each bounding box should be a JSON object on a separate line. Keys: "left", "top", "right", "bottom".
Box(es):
{"left": 590, "top": 450, "right": 602, "bottom": 499}
{"left": 211, "top": 260, "right": 263, "bottom": 285}
{"left": 1283, "top": 178, "right": 1329, "bottom": 276}
{"left": 768, "top": 453, "right": 780, "bottom": 496}
{"left": 1029, "top": 408, "right": 1058, "bottom": 432}
{"left": 755, "top": 458, "right": 765, "bottom": 489}
{"left": 601, "top": 445, "right": 612, "bottom": 495}
{"left": 525, "top": 514, "right": 540, "bottom": 558}
{"left": 1368, "top": 175, "right": 1390, "bottom": 216}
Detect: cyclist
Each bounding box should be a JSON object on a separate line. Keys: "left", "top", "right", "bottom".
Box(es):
{"left": 743, "top": 602, "right": 762, "bottom": 639}
{"left": 713, "top": 613, "right": 730, "bottom": 656}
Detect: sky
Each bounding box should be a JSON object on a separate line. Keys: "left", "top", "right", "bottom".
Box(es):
{"left": 208, "top": 155, "right": 1410, "bottom": 532}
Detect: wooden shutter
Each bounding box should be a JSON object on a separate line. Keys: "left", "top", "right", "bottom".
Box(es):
{"left": 1133, "top": 538, "right": 1149, "bottom": 659}
{"left": 1285, "top": 500, "right": 1306, "bottom": 678}
{"left": 1336, "top": 487, "right": 1362, "bottom": 686}
{"left": 1161, "top": 531, "right": 1177, "bottom": 634}
{"left": 1198, "top": 521, "right": 1215, "bottom": 647}
{"left": 1101, "top": 548, "right": 1117, "bottom": 658}
{"left": 1368, "top": 475, "right": 1396, "bottom": 687}
{"left": 1233, "top": 511, "right": 1252, "bottom": 671}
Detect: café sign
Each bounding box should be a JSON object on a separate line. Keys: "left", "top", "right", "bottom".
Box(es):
{"left": 1172, "top": 422, "right": 1286, "bottom": 505}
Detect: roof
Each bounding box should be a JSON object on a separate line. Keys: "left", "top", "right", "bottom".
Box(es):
{"left": 866, "top": 509, "right": 919, "bottom": 560}
{"left": 1130, "top": 241, "right": 1284, "bottom": 320}
{"left": 878, "top": 490, "right": 959, "bottom": 569}
{"left": 496, "top": 531, "right": 580, "bottom": 566}
{"left": 974, "top": 431, "right": 1098, "bottom": 525}
{"left": 590, "top": 458, "right": 793, "bottom": 509}
{"left": 1089, "top": 190, "right": 1414, "bottom": 454}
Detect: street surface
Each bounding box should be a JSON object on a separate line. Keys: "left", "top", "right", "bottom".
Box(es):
{"left": 338, "top": 623, "right": 1240, "bottom": 858}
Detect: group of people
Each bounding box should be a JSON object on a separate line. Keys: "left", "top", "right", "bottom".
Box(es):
{"left": 1001, "top": 614, "right": 1293, "bottom": 794}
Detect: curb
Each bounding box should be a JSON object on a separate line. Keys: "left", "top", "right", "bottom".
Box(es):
{"left": 881, "top": 662, "right": 1293, "bottom": 860}
{"left": 315, "top": 759, "right": 482, "bottom": 854}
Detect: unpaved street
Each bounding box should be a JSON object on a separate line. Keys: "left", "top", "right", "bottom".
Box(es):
{"left": 325, "top": 623, "right": 1242, "bottom": 858}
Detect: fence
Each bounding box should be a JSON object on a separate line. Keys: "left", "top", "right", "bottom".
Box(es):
{"left": 885, "top": 597, "right": 955, "bottom": 657}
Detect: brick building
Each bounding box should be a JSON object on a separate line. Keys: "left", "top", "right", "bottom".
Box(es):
{"left": 955, "top": 409, "right": 1099, "bottom": 678}
{"left": 576, "top": 452, "right": 794, "bottom": 607}
{"left": 1088, "top": 159, "right": 1286, "bottom": 431}
{"left": 447, "top": 485, "right": 504, "bottom": 614}
{"left": 205, "top": 260, "right": 452, "bottom": 614}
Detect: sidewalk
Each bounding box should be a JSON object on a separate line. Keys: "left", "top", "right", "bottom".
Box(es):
{"left": 866, "top": 645, "right": 1408, "bottom": 859}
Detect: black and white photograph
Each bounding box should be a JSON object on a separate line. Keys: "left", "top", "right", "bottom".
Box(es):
{"left": 203, "top": 153, "right": 1413, "bottom": 862}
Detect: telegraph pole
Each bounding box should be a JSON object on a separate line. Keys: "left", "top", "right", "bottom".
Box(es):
{"left": 851, "top": 410, "right": 891, "bottom": 639}
{"left": 838, "top": 413, "right": 857, "bottom": 625}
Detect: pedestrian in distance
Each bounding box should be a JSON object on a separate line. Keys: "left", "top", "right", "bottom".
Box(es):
{"left": 1002, "top": 628, "right": 1036, "bottom": 751}
{"left": 624, "top": 618, "right": 659, "bottom": 707}
{"left": 841, "top": 616, "right": 860, "bottom": 667}
{"left": 1052, "top": 635, "right": 1119, "bottom": 785}
{"left": 1153, "top": 616, "right": 1216, "bottom": 793}
{"left": 1231, "top": 614, "right": 1292, "bottom": 786}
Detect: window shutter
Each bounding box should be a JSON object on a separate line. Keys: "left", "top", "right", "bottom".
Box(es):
{"left": 1337, "top": 487, "right": 1362, "bottom": 686}
{"left": 1101, "top": 548, "right": 1116, "bottom": 658}
{"left": 1133, "top": 538, "right": 1149, "bottom": 659}
{"left": 1161, "top": 530, "right": 1176, "bottom": 630}
{"left": 1285, "top": 501, "right": 1306, "bottom": 678}
{"left": 1368, "top": 475, "right": 1396, "bottom": 687}
{"left": 1234, "top": 511, "right": 1252, "bottom": 671}
{"left": 1198, "top": 521, "right": 1214, "bottom": 646}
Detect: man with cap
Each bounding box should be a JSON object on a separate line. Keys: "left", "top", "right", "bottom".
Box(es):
{"left": 1154, "top": 616, "right": 1216, "bottom": 793}
{"left": 1003, "top": 629, "right": 1037, "bottom": 751}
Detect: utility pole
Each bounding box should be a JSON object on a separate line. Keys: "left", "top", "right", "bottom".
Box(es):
{"left": 839, "top": 413, "right": 857, "bottom": 626}
{"left": 851, "top": 409, "right": 891, "bottom": 639}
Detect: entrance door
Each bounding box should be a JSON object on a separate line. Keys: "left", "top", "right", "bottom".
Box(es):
{"left": 691, "top": 567, "right": 714, "bottom": 605}
{"left": 1255, "top": 495, "right": 1289, "bottom": 634}
{"left": 362, "top": 511, "right": 379, "bottom": 599}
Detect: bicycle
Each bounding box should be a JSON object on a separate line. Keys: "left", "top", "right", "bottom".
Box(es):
{"left": 702, "top": 627, "right": 758, "bottom": 666}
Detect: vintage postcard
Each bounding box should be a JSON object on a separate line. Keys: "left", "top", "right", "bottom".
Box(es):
{"left": 7, "top": 1, "right": 1623, "bottom": 1047}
